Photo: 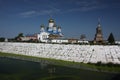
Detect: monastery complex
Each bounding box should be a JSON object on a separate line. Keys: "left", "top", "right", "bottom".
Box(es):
{"left": 18, "top": 18, "right": 120, "bottom": 44}
{"left": 21, "top": 18, "right": 87, "bottom": 44}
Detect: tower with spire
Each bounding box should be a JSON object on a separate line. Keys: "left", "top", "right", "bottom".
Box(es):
{"left": 94, "top": 18, "right": 103, "bottom": 44}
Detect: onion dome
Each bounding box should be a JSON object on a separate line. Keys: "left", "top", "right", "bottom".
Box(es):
{"left": 40, "top": 24, "right": 44, "bottom": 28}
{"left": 58, "top": 26, "right": 61, "bottom": 33}
{"left": 40, "top": 24, "right": 45, "bottom": 32}
{"left": 49, "top": 18, "right": 54, "bottom": 23}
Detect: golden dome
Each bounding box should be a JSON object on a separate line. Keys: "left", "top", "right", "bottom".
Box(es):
{"left": 49, "top": 18, "right": 54, "bottom": 23}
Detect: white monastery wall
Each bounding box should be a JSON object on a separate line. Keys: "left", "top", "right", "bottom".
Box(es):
{"left": 0, "top": 42, "right": 120, "bottom": 64}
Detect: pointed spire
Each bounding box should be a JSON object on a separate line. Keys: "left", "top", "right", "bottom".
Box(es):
{"left": 98, "top": 17, "right": 100, "bottom": 24}
{"left": 98, "top": 17, "right": 101, "bottom": 27}
{"left": 50, "top": 14, "right": 52, "bottom": 19}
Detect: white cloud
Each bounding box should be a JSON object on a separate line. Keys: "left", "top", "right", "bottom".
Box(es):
{"left": 76, "top": 0, "right": 101, "bottom": 10}
{"left": 64, "top": 0, "right": 106, "bottom": 13}
{"left": 75, "top": 0, "right": 99, "bottom": 6}
{"left": 37, "top": 10, "right": 53, "bottom": 15}
{"left": 18, "top": 0, "right": 108, "bottom": 17}
{"left": 20, "top": 10, "right": 36, "bottom": 17}
{"left": 19, "top": 8, "right": 60, "bottom": 17}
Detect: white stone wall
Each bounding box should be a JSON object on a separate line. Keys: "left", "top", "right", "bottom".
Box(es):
{"left": 0, "top": 42, "right": 120, "bottom": 64}
{"left": 51, "top": 39, "right": 68, "bottom": 43}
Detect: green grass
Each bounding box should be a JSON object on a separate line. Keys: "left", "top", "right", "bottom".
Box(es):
{"left": 0, "top": 52, "right": 120, "bottom": 73}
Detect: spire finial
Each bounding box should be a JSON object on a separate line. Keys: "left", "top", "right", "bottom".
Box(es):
{"left": 98, "top": 17, "right": 100, "bottom": 24}
{"left": 49, "top": 14, "right": 52, "bottom": 19}
{"left": 97, "top": 17, "right": 101, "bottom": 27}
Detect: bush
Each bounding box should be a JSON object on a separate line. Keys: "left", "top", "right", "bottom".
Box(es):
{"left": 0, "top": 37, "right": 5, "bottom": 42}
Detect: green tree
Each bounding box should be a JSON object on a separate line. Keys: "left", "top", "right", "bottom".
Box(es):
{"left": 80, "top": 34, "right": 86, "bottom": 41}
{"left": 108, "top": 33, "right": 115, "bottom": 44}
{"left": 18, "top": 33, "right": 24, "bottom": 37}
{"left": 0, "top": 37, "right": 5, "bottom": 42}
{"left": 15, "top": 33, "right": 24, "bottom": 40}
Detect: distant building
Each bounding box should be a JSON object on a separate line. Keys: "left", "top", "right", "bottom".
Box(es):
{"left": 51, "top": 38, "right": 68, "bottom": 43}
{"left": 5, "top": 38, "right": 8, "bottom": 42}
{"left": 37, "top": 18, "right": 63, "bottom": 42}
{"left": 115, "top": 41, "right": 120, "bottom": 45}
{"left": 68, "top": 38, "right": 78, "bottom": 44}
{"left": 20, "top": 34, "right": 37, "bottom": 41}
{"left": 94, "top": 19, "right": 104, "bottom": 44}
{"left": 78, "top": 40, "right": 89, "bottom": 44}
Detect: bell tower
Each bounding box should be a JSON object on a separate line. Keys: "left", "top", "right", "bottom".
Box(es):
{"left": 94, "top": 18, "right": 103, "bottom": 43}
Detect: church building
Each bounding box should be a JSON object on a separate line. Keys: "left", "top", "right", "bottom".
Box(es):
{"left": 37, "top": 18, "right": 63, "bottom": 42}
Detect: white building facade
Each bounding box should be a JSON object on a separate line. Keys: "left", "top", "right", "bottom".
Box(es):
{"left": 37, "top": 18, "right": 63, "bottom": 42}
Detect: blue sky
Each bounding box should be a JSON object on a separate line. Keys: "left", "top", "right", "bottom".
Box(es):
{"left": 0, "top": 0, "right": 120, "bottom": 40}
